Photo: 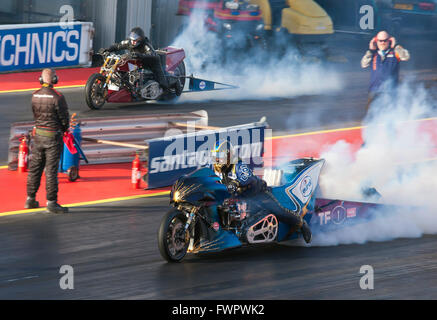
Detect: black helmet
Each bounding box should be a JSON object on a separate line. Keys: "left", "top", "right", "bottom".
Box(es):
{"left": 128, "top": 27, "right": 145, "bottom": 48}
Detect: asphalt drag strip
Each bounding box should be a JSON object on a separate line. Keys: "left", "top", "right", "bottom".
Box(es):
{"left": 1, "top": 195, "right": 437, "bottom": 299}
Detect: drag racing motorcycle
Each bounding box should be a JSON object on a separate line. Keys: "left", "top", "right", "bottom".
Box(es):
{"left": 158, "top": 158, "right": 325, "bottom": 262}
{"left": 85, "top": 46, "right": 186, "bottom": 110}
{"left": 158, "top": 157, "right": 387, "bottom": 262}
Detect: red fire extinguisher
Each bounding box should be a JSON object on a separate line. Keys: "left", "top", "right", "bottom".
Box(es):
{"left": 131, "top": 152, "right": 141, "bottom": 189}
{"left": 18, "top": 136, "right": 29, "bottom": 173}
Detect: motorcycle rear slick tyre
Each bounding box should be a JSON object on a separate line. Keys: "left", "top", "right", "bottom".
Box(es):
{"left": 85, "top": 73, "right": 107, "bottom": 110}
{"left": 158, "top": 208, "right": 189, "bottom": 262}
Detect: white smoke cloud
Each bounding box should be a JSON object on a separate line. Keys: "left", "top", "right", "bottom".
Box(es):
{"left": 170, "top": 9, "right": 437, "bottom": 247}
{"left": 312, "top": 81, "right": 437, "bottom": 246}
{"left": 171, "top": 10, "right": 343, "bottom": 102}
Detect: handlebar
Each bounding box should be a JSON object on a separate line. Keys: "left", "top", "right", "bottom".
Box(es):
{"left": 97, "top": 51, "right": 156, "bottom": 61}
{"left": 97, "top": 51, "right": 128, "bottom": 60}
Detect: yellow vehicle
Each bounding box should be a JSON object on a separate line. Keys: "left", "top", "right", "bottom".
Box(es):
{"left": 250, "top": 0, "right": 334, "bottom": 39}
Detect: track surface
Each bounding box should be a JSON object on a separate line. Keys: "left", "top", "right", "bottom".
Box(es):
{"left": 2, "top": 196, "right": 437, "bottom": 300}
{"left": 0, "top": 36, "right": 436, "bottom": 299}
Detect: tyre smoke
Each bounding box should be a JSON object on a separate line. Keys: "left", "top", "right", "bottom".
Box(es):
{"left": 313, "top": 81, "right": 437, "bottom": 246}
{"left": 171, "top": 10, "right": 343, "bottom": 102}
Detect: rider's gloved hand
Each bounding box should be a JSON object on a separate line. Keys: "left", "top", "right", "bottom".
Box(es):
{"left": 229, "top": 181, "right": 246, "bottom": 196}
{"left": 237, "top": 186, "right": 248, "bottom": 195}
{"left": 98, "top": 48, "right": 108, "bottom": 55}
{"left": 120, "top": 53, "right": 131, "bottom": 60}
{"left": 260, "top": 179, "right": 268, "bottom": 192}
{"left": 227, "top": 182, "right": 238, "bottom": 195}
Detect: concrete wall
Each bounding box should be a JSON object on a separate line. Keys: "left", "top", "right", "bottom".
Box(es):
{"left": 87, "top": 0, "right": 182, "bottom": 50}
{"left": 87, "top": 0, "right": 118, "bottom": 50}
{"left": 151, "top": 0, "right": 185, "bottom": 48}
{"left": 126, "top": 0, "right": 152, "bottom": 40}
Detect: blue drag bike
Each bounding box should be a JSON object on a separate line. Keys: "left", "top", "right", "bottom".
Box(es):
{"left": 158, "top": 158, "right": 326, "bottom": 262}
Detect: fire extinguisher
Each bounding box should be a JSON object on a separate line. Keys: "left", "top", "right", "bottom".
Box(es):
{"left": 131, "top": 151, "right": 141, "bottom": 189}
{"left": 18, "top": 136, "right": 29, "bottom": 173}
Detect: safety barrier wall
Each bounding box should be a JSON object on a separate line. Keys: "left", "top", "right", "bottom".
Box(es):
{"left": 146, "top": 120, "right": 268, "bottom": 188}
{"left": 8, "top": 110, "right": 208, "bottom": 170}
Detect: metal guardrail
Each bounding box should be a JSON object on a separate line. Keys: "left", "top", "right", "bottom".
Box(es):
{"left": 8, "top": 110, "right": 208, "bottom": 170}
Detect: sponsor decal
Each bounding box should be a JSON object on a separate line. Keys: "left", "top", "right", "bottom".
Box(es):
{"left": 237, "top": 164, "right": 252, "bottom": 182}
{"left": 149, "top": 142, "right": 263, "bottom": 174}
{"left": 319, "top": 210, "right": 331, "bottom": 225}
{"left": 146, "top": 124, "right": 267, "bottom": 189}
{"left": 300, "top": 176, "right": 313, "bottom": 198}
{"left": 0, "top": 25, "right": 80, "bottom": 71}
{"left": 347, "top": 207, "right": 357, "bottom": 218}
{"left": 199, "top": 81, "right": 206, "bottom": 90}
{"left": 319, "top": 206, "right": 358, "bottom": 225}
{"left": 0, "top": 22, "right": 92, "bottom": 72}
{"left": 331, "top": 205, "right": 347, "bottom": 225}
{"left": 288, "top": 161, "right": 323, "bottom": 205}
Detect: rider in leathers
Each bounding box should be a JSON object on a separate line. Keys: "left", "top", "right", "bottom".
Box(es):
{"left": 100, "top": 27, "right": 181, "bottom": 94}
{"left": 212, "top": 140, "right": 312, "bottom": 243}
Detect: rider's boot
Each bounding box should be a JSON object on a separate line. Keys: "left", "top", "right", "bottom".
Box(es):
{"left": 47, "top": 201, "right": 69, "bottom": 214}
{"left": 153, "top": 62, "right": 182, "bottom": 95}
{"left": 168, "top": 76, "right": 183, "bottom": 96}
{"left": 25, "top": 197, "right": 39, "bottom": 209}
{"left": 300, "top": 220, "right": 312, "bottom": 244}
{"left": 150, "top": 63, "right": 170, "bottom": 90}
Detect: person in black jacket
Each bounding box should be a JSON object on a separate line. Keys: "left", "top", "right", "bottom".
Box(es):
{"left": 25, "top": 68, "right": 70, "bottom": 214}
{"left": 100, "top": 27, "right": 181, "bottom": 94}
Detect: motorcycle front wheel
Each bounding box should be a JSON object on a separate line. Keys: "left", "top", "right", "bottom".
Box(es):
{"left": 85, "top": 73, "right": 107, "bottom": 110}
{"left": 158, "top": 208, "right": 189, "bottom": 262}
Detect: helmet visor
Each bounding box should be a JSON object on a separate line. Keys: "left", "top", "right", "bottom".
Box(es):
{"left": 214, "top": 151, "right": 229, "bottom": 164}
{"left": 129, "top": 32, "right": 141, "bottom": 46}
